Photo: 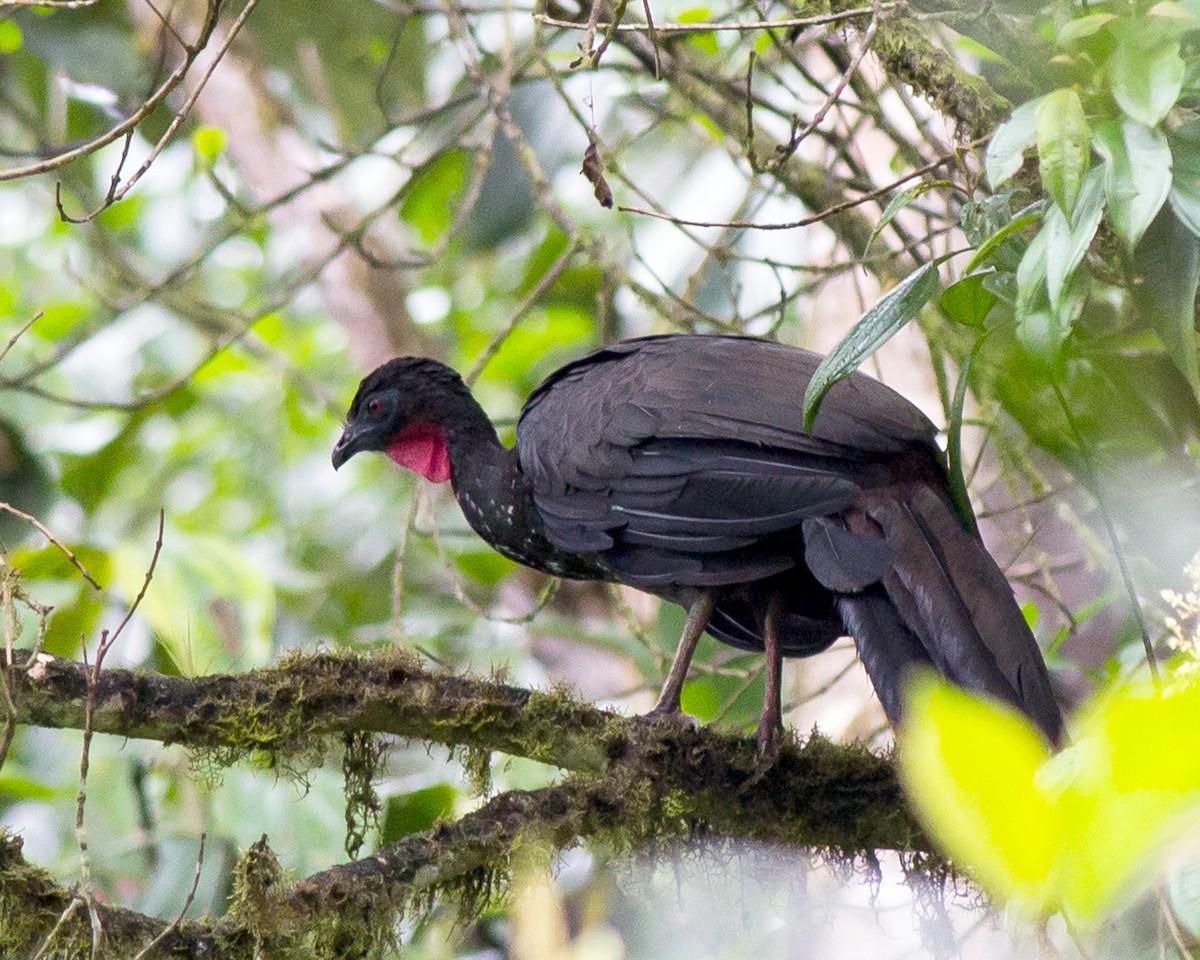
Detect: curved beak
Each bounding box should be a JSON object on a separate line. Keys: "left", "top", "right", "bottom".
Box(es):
{"left": 332, "top": 423, "right": 373, "bottom": 470}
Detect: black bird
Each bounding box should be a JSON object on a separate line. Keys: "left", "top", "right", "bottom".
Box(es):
{"left": 333, "top": 335, "right": 1063, "bottom": 749}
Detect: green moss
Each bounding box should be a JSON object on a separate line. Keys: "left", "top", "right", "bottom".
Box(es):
{"left": 0, "top": 831, "right": 81, "bottom": 958}
{"left": 871, "top": 18, "right": 1009, "bottom": 140}
{"left": 342, "top": 731, "right": 386, "bottom": 859}
{"left": 229, "top": 835, "right": 302, "bottom": 955}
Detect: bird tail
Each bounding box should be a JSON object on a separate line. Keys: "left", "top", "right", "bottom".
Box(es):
{"left": 815, "top": 485, "right": 1064, "bottom": 745}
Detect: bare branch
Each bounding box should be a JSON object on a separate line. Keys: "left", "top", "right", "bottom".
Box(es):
{"left": 0, "top": 0, "right": 223, "bottom": 184}
{"left": 540, "top": 4, "right": 897, "bottom": 34}
{"left": 0, "top": 503, "right": 102, "bottom": 590}
{"left": 0, "top": 312, "right": 40, "bottom": 366}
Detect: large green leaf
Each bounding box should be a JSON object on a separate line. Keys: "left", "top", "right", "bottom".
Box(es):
{"left": 1109, "top": 19, "right": 1185, "bottom": 128}
{"left": 901, "top": 675, "right": 1200, "bottom": 922}
{"left": 1056, "top": 12, "right": 1117, "bottom": 45}
{"left": 899, "top": 676, "right": 1059, "bottom": 916}
{"left": 938, "top": 273, "right": 997, "bottom": 329}
{"left": 803, "top": 260, "right": 941, "bottom": 428}
{"left": 986, "top": 97, "right": 1043, "bottom": 189}
{"left": 401, "top": 150, "right": 470, "bottom": 246}
{"left": 1044, "top": 166, "right": 1105, "bottom": 309}
{"left": 1094, "top": 118, "right": 1172, "bottom": 250}
{"left": 1036, "top": 89, "right": 1091, "bottom": 218}
{"left": 1168, "top": 119, "right": 1200, "bottom": 236}
{"left": 1132, "top": 208, "right": 1200, "bottom": 398}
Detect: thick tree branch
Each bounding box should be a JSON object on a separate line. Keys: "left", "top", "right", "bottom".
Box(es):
{"left": 2, "top": 647, "right": 938, "bottom": 957}
{"left": 5, "top": 649, "right": 919, "bottom": 847}
{"left": 2, "top": 761, "right": 937, "bottom": 959}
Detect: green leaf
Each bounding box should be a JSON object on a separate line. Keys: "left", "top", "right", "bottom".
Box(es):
{"left": 866, "top": 184, "right": 923, "bottom": 254}
{"left": 953, "top": 35, "right": 1009, "bottom": 65}
{"left": 899, "top": 675, "right": 1059, "bottom": 917}
{"left": 382, "top": 784, "right": 457, "bottom": 842}
{"left": 1015, "top": 218, "right": 1049, "bottom": 318}
{"left": 803, "top": 261, "right": 941, "bottom": 428}
{"left": 1132, "top": 208, "right": 1200, "bottom": 398}
{"left": 1044, "top": 165, "right": 1105, "bottom": 309}
{"left": 0, "top": 21, "right": 23, "bottom": 54}
{"left": 901, "top": 676, "right": 1200, "bottom": 923}
{"left": 1109, "top": 19, "right": 1185, "bottom": 127}
{"left": 0, "top": 770, "right": 61, "bottom": 801}
{"left": 1094, "top": 119, "right": 1172, "bottom": 249}
{"left": 1168, "top": 120, "right": 1200, "bottom": 236}
{"left": 986, "top": 97, "right": 1043, "bottom": 189}
{"left": 679, "top": 8, "right": 718, "bottom": 55}
{"left": 1013, "top": 223, "right": 1075, "bottom": 359}
{"left": 938, "top": 272, "right": 997, "bottom": 329}
{"left": 400, "top": 150, "right": 469, "bottom": 245}
{"left": 1056, "top": 13, "right": 1117, "bottom": 45}
{"left": 1149, "top": 0, "right": 1197, "bottom": 20}
{"left": 866, "top": 181, "right": 949, "bottom": 254}
{"left": 1036, "top": 89, "right": 1090, "bottom": 217}
{"left": 680, "top": 679, "right": 720, "bottom": 722}
{"left": 191, "top": 125, "right": 227, "bottom": 165}
{"left": 946, "top": 347, "right": 978, "bottom": 531}
{"left": 1055, "top": 682, "right": 1200, "bottom": 918}
{"left": 965, "top": 208, "right": 1043, "bottom": 272}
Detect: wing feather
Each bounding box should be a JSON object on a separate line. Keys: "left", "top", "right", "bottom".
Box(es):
{"left": 516, "top": 334, "right": 938, "bottom": 588}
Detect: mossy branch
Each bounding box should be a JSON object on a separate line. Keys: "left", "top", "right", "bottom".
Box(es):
{"left": 5, "top": 649, "right": 918, "bottom": 848}
{"left": 2, "top": 647, "right": 940, "bottom": 957}
{"left": 6, "top": 647, "right": 614, "bottom": 774}
{"left": 4, "top": 758, "right": 936, "bottom": 960}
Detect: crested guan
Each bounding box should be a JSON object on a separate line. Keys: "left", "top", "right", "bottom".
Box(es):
{"left": 332, "top": 334, "right": 1064, "bottom": 749}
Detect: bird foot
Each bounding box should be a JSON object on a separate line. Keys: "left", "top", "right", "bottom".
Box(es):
{"left": 755, "top": 717, "right": 783, "bottom": 756}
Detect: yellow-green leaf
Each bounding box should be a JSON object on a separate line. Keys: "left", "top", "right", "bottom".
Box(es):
{"left": 0, "top": 21, "right": 23, "bottom": 53}
{"left": 191, "top": 125, "right": 228, "bottom": 165}
{"left": 899, "top": 674, "right": 1059, "bottom": 916}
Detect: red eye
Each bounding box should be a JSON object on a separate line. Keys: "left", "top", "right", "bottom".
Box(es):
{"left": 367, "top": 397, "right": 382, "bottom": 416}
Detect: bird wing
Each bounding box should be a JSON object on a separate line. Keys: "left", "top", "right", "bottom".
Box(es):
{"left": 516, "top": 335, "right": 936, "bottom": 587}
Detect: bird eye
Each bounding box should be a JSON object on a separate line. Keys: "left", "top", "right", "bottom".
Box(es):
{"left": 366, "top": 397, "right": 382, "bottom": 416}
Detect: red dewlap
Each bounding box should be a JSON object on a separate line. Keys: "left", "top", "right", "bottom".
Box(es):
{"left": 386, "top": 424, "right": 451, "bottom": 483}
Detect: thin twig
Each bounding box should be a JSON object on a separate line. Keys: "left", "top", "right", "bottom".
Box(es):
{"left": 465, "top": 238, "right": 582, "bottom": 385}
{"left": 390, "top": 493, "right": 423, "bottom": 644}
{"left": 61, "top": 0, "right": 264, "bottom": 222}
{"left": 771, "top": 9, "right": 880, "bottom": 169}
{"left": 0, "top": 0, "right": 223, "bottom": 183}
{"left": 131, "top": 834, "right": 207, "bottom": 960}
{"left": 0, "top": 503, "right": 102, "bottom": 590}
{"left": 29, "top": 898, "right": 84, "bottom": 960}
{"left": 109, "top": 511, "right": 166, "bottom": 647}
{"left": 72, "top": 513, "right": 165, "bottom": 956}
{"left": 537, "top": 4, "right": 896, "bottom": 34}
{"left": 1158, "top": 889, "right": 1198, "bottom": 960}
{"left": 0, "top": 311, "right": 40, "bottom": 366}
{"left": 618, "top": 144, "right": 978, "bottom": 231}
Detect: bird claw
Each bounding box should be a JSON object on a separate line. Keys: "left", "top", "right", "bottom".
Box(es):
{"left": 755, "top": 717, "right": 783, "bottom": 756}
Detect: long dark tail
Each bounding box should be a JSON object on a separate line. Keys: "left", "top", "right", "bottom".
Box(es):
{"left": 813, "top": 485, "right": 1064, "bottom": 745}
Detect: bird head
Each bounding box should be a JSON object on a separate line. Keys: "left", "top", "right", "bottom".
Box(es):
{"left": 332, "top": 357, "right": 464, "bottom": 482}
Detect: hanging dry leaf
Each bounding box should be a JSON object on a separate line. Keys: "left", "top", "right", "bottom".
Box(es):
{"left": 581, "top": 138, "right": 614, "bottom": 209}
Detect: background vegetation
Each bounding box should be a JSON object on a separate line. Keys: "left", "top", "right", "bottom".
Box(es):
{"left": 1, "top": 0, "right": 1199, "bottom": 955}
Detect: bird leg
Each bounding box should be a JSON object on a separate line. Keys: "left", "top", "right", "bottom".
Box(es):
{"left": 755, "top": 593, "right": 785, "bottom": 753}
{"left": 647, "top": 593, "right": 714, "bottom": 716}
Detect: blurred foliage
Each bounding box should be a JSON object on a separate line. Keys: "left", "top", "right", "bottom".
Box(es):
{"left": 0, "top": 0, "right": 1197, "bottom": 955}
